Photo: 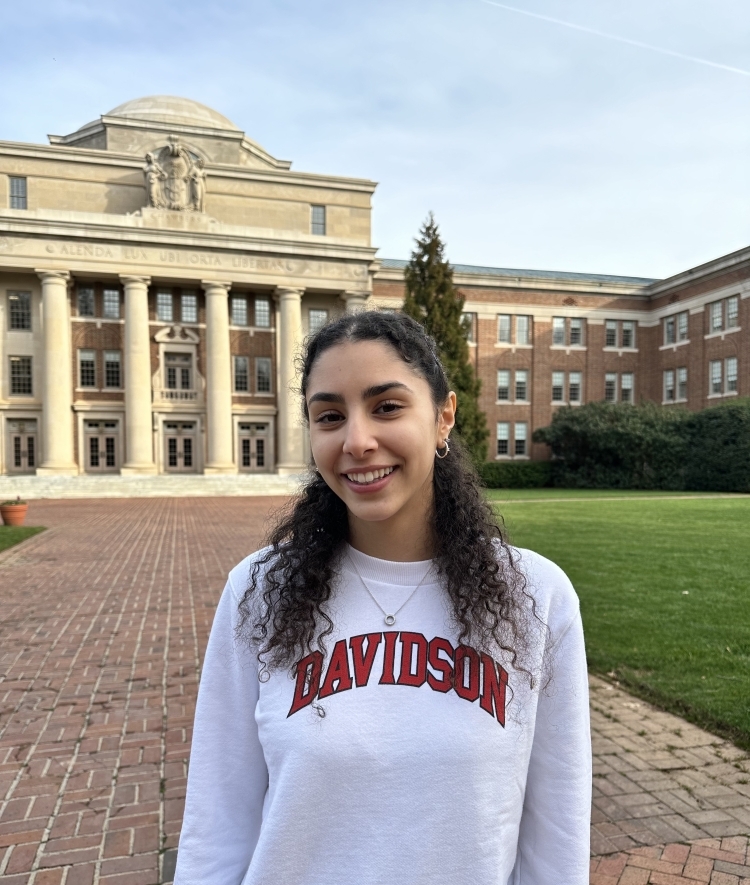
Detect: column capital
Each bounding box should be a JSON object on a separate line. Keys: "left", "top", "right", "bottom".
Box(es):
{"left": 201, "top": 279, "right": 232, "bottom": 294}
{"left": 274, "top": 286, "right": 304, "bottom": 302}
{"left": 35, "top": 269, "right": 70, "bottom": 283}
{"left": 119, "top": 274, "right": 152, "bottom": 287}
{"left": 340, "top": 290, "right": 370, "bottom": 312}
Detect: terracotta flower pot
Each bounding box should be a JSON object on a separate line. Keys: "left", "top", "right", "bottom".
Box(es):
{"left": 1, "top": 503, "right": 28, "bottom": 527}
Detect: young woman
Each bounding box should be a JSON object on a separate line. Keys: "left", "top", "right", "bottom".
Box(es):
{"left": 174, "top": 311, "right": 591, "bottom": 885}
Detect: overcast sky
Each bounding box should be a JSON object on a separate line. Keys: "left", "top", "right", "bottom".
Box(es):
{"left": 2, "top": 0, "right": 749, "bottom": 279}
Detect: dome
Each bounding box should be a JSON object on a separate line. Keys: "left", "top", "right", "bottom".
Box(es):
{"left": 103, "top": 96, "right": 240, "bottom": 131}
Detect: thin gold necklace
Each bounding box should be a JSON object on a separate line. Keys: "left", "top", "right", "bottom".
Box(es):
{"left": 347, "top": 553, "right": 434, "bottom": 627}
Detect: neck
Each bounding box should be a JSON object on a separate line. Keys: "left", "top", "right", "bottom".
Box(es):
{"left": 347, "top": 490, "right": 434, "bottom": 562}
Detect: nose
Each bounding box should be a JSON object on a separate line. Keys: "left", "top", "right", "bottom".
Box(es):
{"left": 342, "top": 410, "right": 377, "bottom": 459}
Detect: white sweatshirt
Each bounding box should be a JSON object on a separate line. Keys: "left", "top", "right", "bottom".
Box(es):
{"left": 174, "top": 545, "right": 591, "bottom": 885}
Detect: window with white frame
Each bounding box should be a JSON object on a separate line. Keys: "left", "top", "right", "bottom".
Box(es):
{"left": 233, "top": 356, "right": 249, "bottom": 392}
{"left": 710, "top": 360, "right": 722, "bottom": 395}
{"left": 677, "top": 311, "right": 689, "bottom": 341}
{"left": 726, "top": 357, "right": 738, "bottom": 393}
{"left": 79, "top": 349, "right": 96, "bottom": 388}
{"left": 677, "top": 367, "right": 688, "bottom": 400}
{"left": 621, "top": 373, "right": 634, "bottom": 403}
{"left": 9, "top": 356, "right": 32, "bottom": 395}
{"left": 78, "top": 287, "right": 95, "bottom": 317}
{"left": 551, "top": 371, "right": 564, "bottom": 402}
{"left": 710, "top": 301, "right": 723, "bottom": 332}
{"left": 10, "top": 176, "right": 27, "bottom": 209}
{"left": 514, "top": 423, "right": 527, "bottom": 456}
{"left": 496, "top": 422, "right": 509, "bottom": 456}
{"left": 726, "top": 296, "right": 739, "bottom": 329}
{"left": 605, "top": 320, "right": 617, "bottom": 347}
{"left": 461, "top": 312, "right": 477, "bottom": 343}
{"left": 552, "top": 317, "right": 565, "bottom": 345}
{"left": 569, "top": 318, "right": 583, "bottom": 346}
{"left": 231, "top": 297, "right": 247, "bottom": 326}
{"left": 103, "top": 288, "right": 120, "bottom": 319}
{"left": 8, "top": 291, "right": 31, "bottom": 330}
{"left": 157, "top": 291, "right": 173, "bottom": 323}
{"left": 604, "top": 373, "right": 617, "bottom": 403}
{"left": 181, "top": 291, "right": 198, "bottom": 324}
{"left": 664, "top": 370, "right": 675, "bottom": 401}
{"left": 254, "top": 298, "right": 271, "bottom": 328}
{"left": 256, "top": 357, "right": 272, "bottom": 393}
{"left": 516, "top": 315, "right": 530, "bottom": 345}
{"left": 515, "top": 370, "right": 528, "bottom": 401}
{"left": 664, "top": 316, "right": 676, "bottom": 345}
{"left": 621, "top": 322, "right": 635, "bottom": 348}
{"left": 165, "top": 353, "right": 191, "bottom": 390}
{"left": 497, "top": 370, "right": 510, "bottom": 401}
{"left": 309, "top": 309, "right": 329, "bottom": 335}
{"left": 104, "top": 351, "right": 121, "bottom": 388}
{"left": 498, "top": 314, "right": 511, "bottom": 343}
{"left": 569, "top": 372, "right": 582, "bottom": 403}
{"left": 311, "top": 205, "right": 326, "bottom": 236}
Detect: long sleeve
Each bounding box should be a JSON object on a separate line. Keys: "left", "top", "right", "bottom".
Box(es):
{"left": 509, "top": 611, "right": 592, "bottom": 884}
{"left": 174, "top": 575, "right": 268, "bottom": 885}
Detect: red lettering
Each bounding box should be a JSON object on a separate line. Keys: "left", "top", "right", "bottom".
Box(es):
{"left": 349, "top": 633, "right": 382, "bottom": 687}
{"left": 454, "top": 645, "right": 480, "bottom": 702}
{"left": 480, "top": 653, "right": 508, "bottom": 726}
{"left": 318, "top": 639, "right": 353, "bottom": 699}
{"left": 379, "top": 631, "right": 399, "bottom": 684}
{"left": 287, "top": 650, "right": 324, "bottom": 716}
{"left": 397, "top": 632, "right": 428, "bottom": 687}
{"left": 427, "top": 636, "right": 454, "bottom": 693}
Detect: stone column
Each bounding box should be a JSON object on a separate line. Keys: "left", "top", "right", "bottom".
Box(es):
{"left": 202, "top": 280, "right": 236, "bottom": 474}
{"left": 341, "top": 290, "right": 370, "bottom": 313}
{"left": 36, "top": 270, "right": 77, "bottom": 475}
{"left": 275, "top": 287, "right": 306, "bottom": 475}
{"left": 120, "top": 275, "right": 157, "bottom": 474}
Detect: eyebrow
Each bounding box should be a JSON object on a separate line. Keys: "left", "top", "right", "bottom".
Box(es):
{"left": 307, "top": 381, "right": 413, "bottom": 407}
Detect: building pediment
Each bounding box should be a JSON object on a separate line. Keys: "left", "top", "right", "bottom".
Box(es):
{"left": 154, "top": 324, "right": 200, "bottom": 344}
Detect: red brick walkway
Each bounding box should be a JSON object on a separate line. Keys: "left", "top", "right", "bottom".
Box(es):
{"left": 0, "top": 498, "right": 748, "bottom": 884}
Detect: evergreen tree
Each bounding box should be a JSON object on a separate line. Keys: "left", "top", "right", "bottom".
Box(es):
{"left": 402, "top": 214, "right": 489, "bottom": 465}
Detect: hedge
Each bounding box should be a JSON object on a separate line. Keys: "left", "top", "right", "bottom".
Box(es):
{"left": 479, "top": 461, "right": 553, "bottom": 488}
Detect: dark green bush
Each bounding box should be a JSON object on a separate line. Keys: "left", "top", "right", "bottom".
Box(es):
{"left": 684, "top": 400, "right": 750, "bottom": 492}
{"left": 479, "top": 461, "right": 553, "bottom": 488}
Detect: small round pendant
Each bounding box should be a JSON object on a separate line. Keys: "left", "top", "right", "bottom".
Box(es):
{"left": 384, "top": 614, "right": 396, "bottom": 626}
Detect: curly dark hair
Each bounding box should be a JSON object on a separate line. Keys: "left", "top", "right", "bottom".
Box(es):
{"left": 238, "top": 310, "right": 543, "bottom": 686}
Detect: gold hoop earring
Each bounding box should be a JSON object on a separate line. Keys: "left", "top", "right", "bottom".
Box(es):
{"left": 435, "top": 439, "right": 450, "bottom": 459}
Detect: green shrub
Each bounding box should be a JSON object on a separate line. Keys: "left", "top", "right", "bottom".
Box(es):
{"left": 684, "top": 399, "right": 750, "bottom": 492}
{"left": 479, "top": 461, "right": 552, "bottom": 488}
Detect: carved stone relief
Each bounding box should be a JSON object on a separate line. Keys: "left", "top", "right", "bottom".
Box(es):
{"left": 144, "top": 137, "right": 206, "bottom": 212}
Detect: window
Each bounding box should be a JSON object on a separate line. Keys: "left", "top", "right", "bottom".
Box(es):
{"left": 9, "top": 176, "right": 27, "bottom": 209}
{"left": 621, "top": 322, "right": 635, "bottom": 348}
{"left": 311, "top": 205, "right": 326, "bottom": 235}
{"left": 309, "top": 309, "right": 329, "bottom": 335}
{"left": 461, "top": 312, "right": 477, "bottom": 343}
{"left": 157, "top": 292, "right": 173, "bottom": 323}
{"left": 254, "top": 298, "right": 271, "bottom": 328}
{"left": 551, "top": 371, "right": 564, "bottom": 402}
{"left": 498, "top": 314, "right": 511, "bottom": 343}
{"left": 677, "top": 367, "right": 688, "bottom": 400}
{"left": 569, "top": 318, "right": 583, "bottom": 346}
{"left": 605, "top": 320, "right": 617, "bottom": 348}
{"left": 231, "top": 297, "right": 247, "bottom": 326}
{"left": 104, "top": 351, "right": 121, "bottom": 388}
{"left": 726, "top": 357, "right": 738, "bottom": 393}
{"left": 677, "top": 312, "right": 689, "bottom": 341}
{"left": 514, "top": 423, "right": 527, "bottom": 456}
{"left": 726, "top": 296, "right": 739, "bottom": 329}
{"left": 77, "top": 287, "right": 95, "bottom": 317}
{"left": 604, "top": 373, "right": 617, "bottom": 403}
{"left": 710, "top": 301, "right": 723, "bottom": 332}
{"left": 181, "top": 291, "right": 198, "bottom": 324}
{"left": 256, "top": 357, "right": 272, "bottom": 393}
{"left": 515, "top": 370, "right": 528, "bottom": 401}
{"left": 569, "top": 372, "right": 582, "bottom": 403}
{"left": 664, "top": 370, "right": 675, "bottom": 401}
{"left": 8, "top": 292, "right": 31, "bottom": 330}
{"left": 234, "top": 356, "right": 249, "bottom": 392}
{"left": 516, "top": 315, "right": 530, "bottom": 345}
{"left": 79, "top": 350, "right": 96, "bottom": 388}
{"left": 664, "top": 316, "right": 676, "bottom": 345}
{"left": 103, "top": 288, "right": 120, "bottom": 319}
{"left": 496, "top": 370, "right": 510, "bottom": 401}
{"left": 165, "top": 353, "right": 191, "bottom": 390}
{"left": 710, "top": 360, "right": 722, "bottom": 395}
{"left": 621, "top": 373, "right": 634, "bottom": 403}
{"left": 552, "top": 317, "right": 565, "bottom": 346}
{"left": 496, "top": 422, "right": 509, "bottom": 456}
{"left": 10, "top": 356, "right": 32, "bottom": 395}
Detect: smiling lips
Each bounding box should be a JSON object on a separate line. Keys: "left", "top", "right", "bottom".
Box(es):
{"left": 344, "top": 466, "right": 396, "bottom": 485}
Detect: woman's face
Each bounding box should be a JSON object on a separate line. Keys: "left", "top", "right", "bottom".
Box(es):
{"left": 306, "top": 339, "right": 455, "bottom": 537}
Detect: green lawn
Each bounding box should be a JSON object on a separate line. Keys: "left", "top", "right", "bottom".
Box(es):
{"left": 0, "top": 525, "right": 45, "bottom": 554}
{"left": 489, "top": 493, "right": 750, "bottom": 749}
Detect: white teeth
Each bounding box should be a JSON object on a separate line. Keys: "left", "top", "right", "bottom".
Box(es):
{"left": 345, "top": 466, "right": 395, "bottom": 484}
{"left": 365, "top": 472, "right": 374, "bottom": 482}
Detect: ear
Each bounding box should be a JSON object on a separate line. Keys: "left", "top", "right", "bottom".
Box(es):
{"left": 437, "top": 391, "right": 457, "bottom": 442}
